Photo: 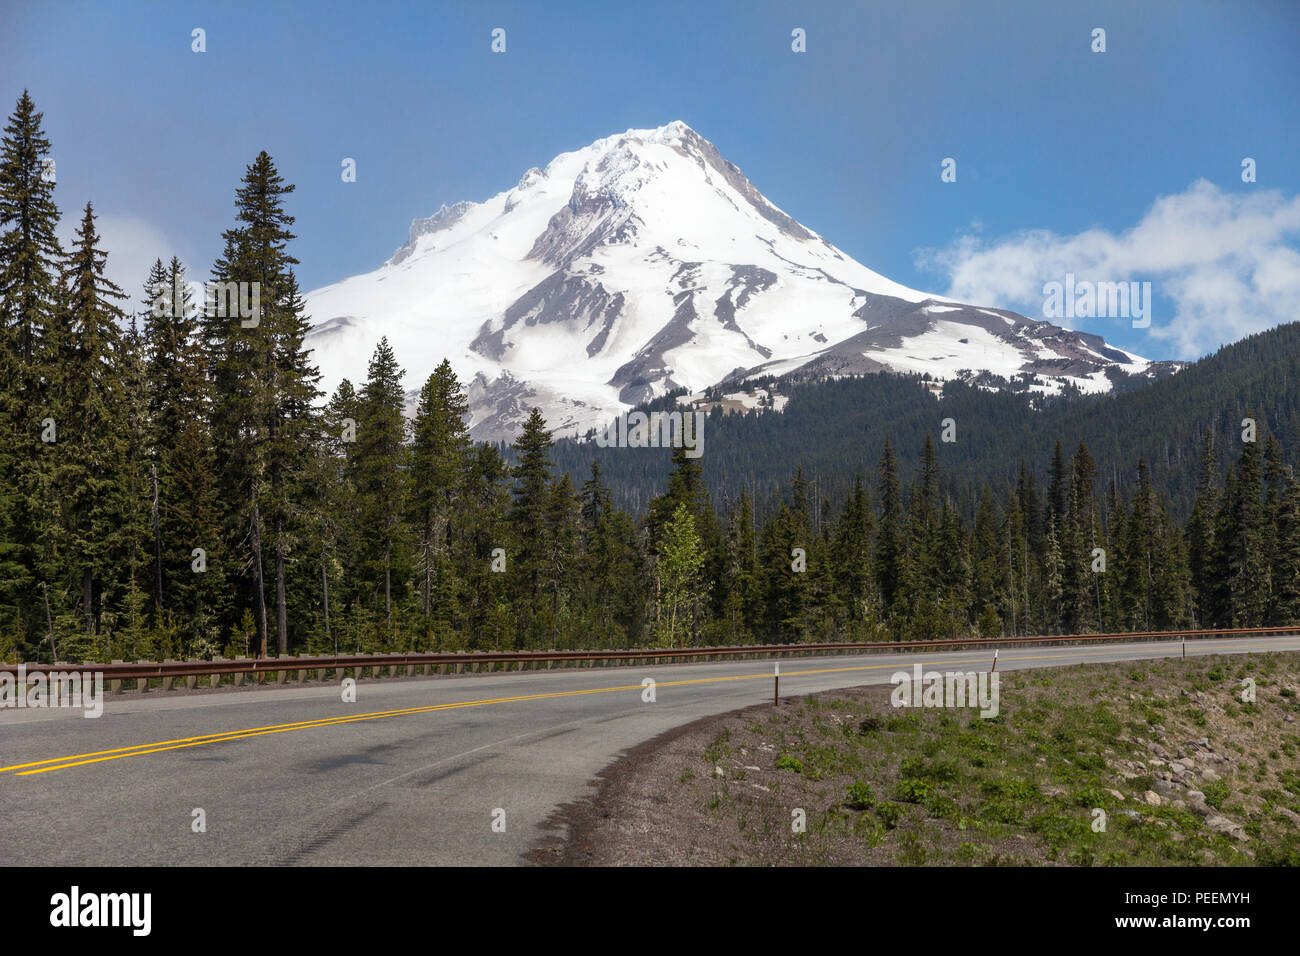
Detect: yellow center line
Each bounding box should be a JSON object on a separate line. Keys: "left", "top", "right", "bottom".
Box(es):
{"left": 4, "top": 639, "right": 1291, "bottom": 776}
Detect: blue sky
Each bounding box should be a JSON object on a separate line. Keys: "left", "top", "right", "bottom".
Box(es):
{"left": 2, "top": 0, "right": 1297, "bottom": 359}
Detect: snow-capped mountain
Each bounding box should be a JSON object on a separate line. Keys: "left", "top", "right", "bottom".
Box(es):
{"left": 305, "top": 121, "right": 1167, "bottom": 442}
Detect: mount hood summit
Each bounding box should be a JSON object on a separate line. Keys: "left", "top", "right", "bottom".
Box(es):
{"left": 305, "top": 121, "right": 1165, "bottom": 441}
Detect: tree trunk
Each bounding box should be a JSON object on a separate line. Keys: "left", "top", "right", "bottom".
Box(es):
{"left": 250, "top": 494, "right": 269, "bottom": 658}
{"left": 82, "top": 568, "right": 93, "bottom": 635}
{"left": 42, "top": 581, "right": 57, "bottom": 662}
{"left": 384, "top": 539, "right": 392, "bottom": 639}
{"left": 423, "top": 516, "right": 431, "bottom": 618}
{"left": 276, "top": 535, "right": 288, "bottom": 656}
{"left": 322, "top": 559, "right": 333, "bottom": 654}
{"left": 150, "top": 462, "right": 163, "bottom": 611}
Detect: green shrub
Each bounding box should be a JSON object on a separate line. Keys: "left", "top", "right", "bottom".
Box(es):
{"left": 896, "top": 778, "right": 934, "bottom": 803}
{"left": 1202, "top": 779, "right": 1231, "bottom": 808}
{"left": 845, "top": 781, "right": 876, "bottom": 810}
{"left": 858, "top": 714, "right": 884, "bottom": 734}
{"left": 775, "top": 754, "right": 804, "bottom": 774}
{"left": 875, "top": 802, "right": 903, "bottom": 829}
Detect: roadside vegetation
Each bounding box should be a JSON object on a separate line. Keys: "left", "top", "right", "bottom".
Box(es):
{"left": 654, "top": 654, "right": 1300, "bottom": 865}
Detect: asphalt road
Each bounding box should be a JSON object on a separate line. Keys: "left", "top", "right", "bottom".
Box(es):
{"left": 1, "top": 635, "right": 1296, "bottom": 866}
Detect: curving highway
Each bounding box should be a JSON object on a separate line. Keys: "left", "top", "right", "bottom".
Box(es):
{"left": 1, "top": 634, "right": 1296, "bottom": 865}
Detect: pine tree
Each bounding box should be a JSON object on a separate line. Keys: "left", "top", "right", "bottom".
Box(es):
{"left": 0, "top": 90, "right": 61, "bottom": 377}
{"left": 460, "top": 443, "right": 512, "bottom": 648}
{"left": 113, "top": 312, "right": 154, "bottom": 657}
{"left": 1263, "top": 436, "right": 1291, "bottom": 624}
{"left": 832, "top": 475, "right": 874, "bottom": 633}
{"left": 353, "top": 337, "right": 408, "bottom": 641}
{"left": 1217, "top": 435, "right": 1269, "bottom": 626}
{"left": 1123, "top": 460, "right": 1157, "bottom": 630}
{"left": 509, "top": 407, "right": 555, "bottom": 621}
{"left": 143, "top": 257, "right": 206, "bottom": 442}
{"left": 542, "top": 473, "right": 580, "bottom": 644}
{"left": 578, "top": 462, "right": 641, "bottom": 646}
{"left": 1151, "top": 499, "right": 1191, "bottom": 629}
{"left": 1186, "top": 429, "right": 1219, "bottom": 625}
{"left": 204, "top": 151, "right": 316, "bottom": 656}
{"left": 1064, "top": 441, "right": 1102, "bottom": 631}
{"left": 970, "top": 487, "right": 1002, "bottom": 631}
{"left": 161, "top": 420, "right": 229, "bottom": 654}
{"left": 715, "top": 491, "right": 751, "bottom": 642}
{"left": 408, "top": 359, "right": 470, "bottom": 634}
{"left": 266, "top": 269, "right": 321, "bottom": 653}
{"left": 875, "top": 438, "right": 906, "bottom": 621}
{"left": 0, "top": 91, "right": 63, "bottom": 648}
{"left": 1001, "top": 487, "right": 1029, "bottom": 635}
{"left": 1046, "top": 440, "right": 1069, "bottom": 530}
{"left": 315, "top": 379, "right": 361, "bottom": 651}
{"left": 51, "top": 202, "right": 130, "bottom": 639}
{"left": 1270, "top": 474, "right": 1300, "bottom": 624}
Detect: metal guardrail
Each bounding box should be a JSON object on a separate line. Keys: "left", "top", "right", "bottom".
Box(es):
{"left": 2, "top": 625, "right": 1296, "bottom": 692}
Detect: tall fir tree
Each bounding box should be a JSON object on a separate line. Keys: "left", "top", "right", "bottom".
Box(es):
{"left": 0, "top": 91, "right": 63, "bottom": 650}
{"left": 204, "top": 151, "right": 316, "bottom": 655}
{"left": 52, "top": 202, "right": 130, "bottom": 640}
{"left": 1186, "top": 428, "right": 1219, "bottom": 625}
{"left": 509, "top": 407, "right": 555, "bottom": 630}
{"left": 875, "top": 438, "right": 906, "bottom": 622}
{"left": 408, "top": 359, "right": 471, "bottom": 637}
{"left": 352, "top": 337, "right": 409, "bottom": 642}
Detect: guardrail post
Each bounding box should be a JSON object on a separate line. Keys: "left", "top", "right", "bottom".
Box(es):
{"left": 210, "top": 659, "right": 223, "bottom": 689}
{"left": 234, "top": 664, "right": 245, "bottom": 687}
{"left": 136, "top": 661, "right": 151, "bottom": 693}
{"left": 296, "top": 655, "right": 307, "bottom": 684}
{"left": 109, "top": 659, "right": 123, "bottom": 695}
{"left": 160, "top": 659, "right": 175, "bottom": 692}
{"left": 185, "top": 660, "right": 198, "bottom": 690}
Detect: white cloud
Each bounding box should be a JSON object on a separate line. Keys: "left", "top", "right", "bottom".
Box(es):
{"left": 57, "top": 212, "right": 192, "bottom": 315}
{"left": 916, "top": 180, "right": 1300, "bottom": 358}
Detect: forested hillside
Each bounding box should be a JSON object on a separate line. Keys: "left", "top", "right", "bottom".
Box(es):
{"left": 551, "top": 322, "right": 1300, "bottom": 522}
{"left": 2, "top": 91, "right": 1298, "bottom": 667}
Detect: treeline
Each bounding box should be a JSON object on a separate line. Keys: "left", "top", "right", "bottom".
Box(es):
{"left": 1, "top": 91, "right": 1298, "bottom": 665}
{"left": 551, "top": 322, "right": 1300, "bottom": 523}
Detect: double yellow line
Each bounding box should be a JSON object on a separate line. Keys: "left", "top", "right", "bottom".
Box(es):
{"left": 0, "top": 662, "right": 916, "bottom": 777}
{"left": 0, "top": 640, "right": 1287, "bottom": 777}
